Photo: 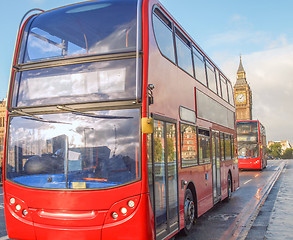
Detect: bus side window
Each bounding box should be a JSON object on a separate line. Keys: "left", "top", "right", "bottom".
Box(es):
{"left": 215, "top": 69, "right": 221, "bottom": 97}
{"left": 198, "top": 129, "right": 211, "bottom": 164}
{"left": 193, "top": 47, "right": 207, "bottom": 86}
{"left": 220, "top": 75, "right": 228, "bottom": 102}
{"left": 175, "top": 28, "right": 193, "bottom": 76}
{"left": 220, "top": 133, "right": 225, "bottom": 161}
{"left": 227, "top": 81, "right": 235, "bottom": 106}
{"left": 206, "top": 60, "right": 217, "bottom": 94}
{"left": 153, "top": 9, "right": 176, "bottom": 63}
{"left": 180, "top": 123, "right": 198, "bottom": 167}
{"left": 225, "top": 134, "right": 232, "bottom": 161}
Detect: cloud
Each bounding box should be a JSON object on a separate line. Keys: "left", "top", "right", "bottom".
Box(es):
{"left": 220, "top": 44, "right": 293, "bottom": 143}
{"left": 230, "top": 14, "right": 248, "bottom": 26}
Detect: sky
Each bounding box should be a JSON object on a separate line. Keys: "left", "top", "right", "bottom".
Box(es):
{"left": 1, "top": 0, "right": 293, "bottom": 143}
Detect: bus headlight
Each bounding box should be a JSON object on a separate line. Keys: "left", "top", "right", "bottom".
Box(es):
{"left": 120, "top": 207, "right": 127, "bottom": 214}
{"left": 111, "top": 212, "right": 118, "bottom": 219}
{"left": 15, "top": 204, "right": 22, "bottom": 211}
{"left": 10, "top": 198, "right": 16, "bottom": 205}
{"left": 127, "top": 200, "right": 135, "bottom": 208}
{"left": 105, "top": 195, "right": 140, "bottom": 224}
{"left": 23, "top": 209, "right": 28, "bottom": 216}
{"left": 6, "top": 194, "right": 32, "bottom": 220}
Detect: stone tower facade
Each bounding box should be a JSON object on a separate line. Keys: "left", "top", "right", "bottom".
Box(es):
{"left": 233, "top": 57, "right": 252, "bottom": 120}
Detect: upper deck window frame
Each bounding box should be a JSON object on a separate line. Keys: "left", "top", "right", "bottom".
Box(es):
{"left": 205, "top": 60, "right": 217, "bottom": 94}
{"left": 175, "top": 27, "right": 193, "bottom": 76}
{"left": 152, "top": 7, "right": 176, "bottom": 64}
{"left": 18, "top": 0, "right": 139, "bottom": 64}
{"left": 192, "top": 46, "right": 207, "bottom": 86}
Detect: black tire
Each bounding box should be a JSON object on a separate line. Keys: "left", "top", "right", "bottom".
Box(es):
{"left": 183, "top": 189, "right": 195, "bottom": 235}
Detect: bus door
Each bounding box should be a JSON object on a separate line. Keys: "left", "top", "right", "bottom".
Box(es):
{"left": 148, "top": 116, "right": 179, "bottom": 240}
{"left": 212, "top": 131, "right": 221, "bottom": 203}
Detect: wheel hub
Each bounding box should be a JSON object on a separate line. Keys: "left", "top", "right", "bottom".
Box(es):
{"left": 185, "top": 199, "right": 195, "bottom": 222}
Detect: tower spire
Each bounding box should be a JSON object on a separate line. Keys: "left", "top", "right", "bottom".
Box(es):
{"left": 237, "top": 55, "right": 246, "bottom": 80}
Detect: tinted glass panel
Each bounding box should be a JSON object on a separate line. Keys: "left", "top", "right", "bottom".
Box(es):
{"left": 181, "top": 124, "right": 198, "bottom": 167}
{"left": 237, "top": 121, "right": 260, "bottom": 159}
{"left": 215, "top": 69, "right": 220, "bottom": 97}
{"left": 198, "top": 129, "right": 210, "bottom": 164}
{"left": 153, "top": 120, "right": 167, "bottom": 231}
{"left": 153, "top": 13, "right": 175, "bottom": 63}
{"left": 206, "top": 61, "right": 217, "bottom": 93}
{"left": 7, "top": 109, "right": 140, "bottom": 189}
{"left": 20, "top": 0, "right": 138, "bottom": 63}
{"left": 221, "top": 133, "right": 225, "bottom": 161}
{"left": 225, "top": 135, "right": 232, "bottom": 160}
{"left": 227, "top": 81, "right": 234, "bottom": 106}
{"left": 220, "top": 75, "right": 228, "bottom": 101}
{"left": 193, "top": 47, "right": 206, "bottom": 85}
{"left": 14, "top": 59, "right": 137, "bottom": 107}
{"left": 175, "top": 34, "right": 193, "bottom": 75}
{"left": 166, "top": 123, "right": 178, "bottom": 224}
{"left": 196, "top": 90, "right": 235, "bottom": 129}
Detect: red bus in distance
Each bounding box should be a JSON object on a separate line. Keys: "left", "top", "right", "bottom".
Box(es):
{"left": 3, "top": 0, "right": 239, "bottom": 239}
{"left": 237, "top": 120, "right": 267, "bottom": 170}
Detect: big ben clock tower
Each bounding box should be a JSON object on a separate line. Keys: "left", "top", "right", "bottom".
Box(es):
{"left": 233, "top": 57, "right": 252, "bottom": 120}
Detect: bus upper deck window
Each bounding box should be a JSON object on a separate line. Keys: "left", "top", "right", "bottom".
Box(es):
{"left": 20, "top": 1, "right": 138, "bottom": 63}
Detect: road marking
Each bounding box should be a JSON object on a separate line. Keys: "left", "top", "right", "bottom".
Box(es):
{"left": 243, "top": 179, "right": 252, "bottom": 185}
{"left": 0, "top": 203, "right": 4, "bottom": 209}
{"left": 0, "top": 193, "right": 3, "bottom": 196}
{"left": 0, "top": 236, "right": 9, "bottom": 240}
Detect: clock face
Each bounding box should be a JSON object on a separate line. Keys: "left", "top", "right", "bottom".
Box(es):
{"left": 236, "top": 93, "right": 246, "bottom": 103}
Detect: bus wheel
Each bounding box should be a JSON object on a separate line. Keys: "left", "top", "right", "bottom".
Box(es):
{"left": 183, "top": 189, "right": 195, "bottom": 235}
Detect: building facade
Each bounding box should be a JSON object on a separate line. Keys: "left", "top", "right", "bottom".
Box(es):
{"left": 268, "top": 140, "right": 292, "bottom": 152}
{"left": 233, "top": 57, "right": 252, "bottom": 121}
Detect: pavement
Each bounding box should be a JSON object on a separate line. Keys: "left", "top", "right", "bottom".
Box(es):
{"left": 245, "top": 160, "right": 293, "bottom": 240}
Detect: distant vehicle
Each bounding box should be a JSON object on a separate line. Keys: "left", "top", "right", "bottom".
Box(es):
{"left": 3, "top": 0, "right": 239, "bottom": 239}
{"left": 237, "top": 120, "right": 267, "bottom": 170}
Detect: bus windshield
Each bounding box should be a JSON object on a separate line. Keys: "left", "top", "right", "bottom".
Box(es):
{"left": 237, "top": 121, "right": 259, "bottom": 159}
{"left": 6, "top": 108, "right": 140, "bottom": 189}
{"left": 20, "top": 0, "right": 138, "bottom": 63}
{"left": 12, "top": 0, "right": 140, "bottom": 108}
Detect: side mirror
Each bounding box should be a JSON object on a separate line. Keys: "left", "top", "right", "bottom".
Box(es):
{"left": 148, "top": 84, "right": 155, "bottom": 105}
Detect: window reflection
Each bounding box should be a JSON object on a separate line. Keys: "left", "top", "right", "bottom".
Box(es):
{"left": 21, "top": 0, "right": 138, "bottom": 63}
{"left": 193, "top": 47, "right": 207, "bottom": 86}
{"left": 153, "top": 13, "right": 176, "bottom": 63}
{"left": 181, "top": 123, "right": 197, "bottom": 167}
{"left": 175, "top": 34, "right": 193, "bottom": 76}
{"left": 206, "top": 61, "right": 217, "bottom": 93}
{"left": 198, "top": 129, "right": 211, "bottom": 164}
{"left": 220, "top": 75, "right": 228, "bottom": 101}
{"left": 237, "top": 122, "right": 260, "bottom": 159}
{"left": 153, "top": 120, "right": 167, "bottom": 231}
{"left": 7, "top": 109, "right": 140, "bottom": 189}
{"left": 14, "top": 59, "right": 137, "bottom": 107}
{"left": 225, "top": 135, "right": 232, "bottom": 160}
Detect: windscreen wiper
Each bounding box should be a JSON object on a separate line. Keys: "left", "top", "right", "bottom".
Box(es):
{"left": 57, "top": 105, "right": 133, "bottom": 119}
{"left": 11, "top": 109, "right": 44, "bottom": 120}
{"left": 10, "top": 109, "right": 71, "bottom": 124}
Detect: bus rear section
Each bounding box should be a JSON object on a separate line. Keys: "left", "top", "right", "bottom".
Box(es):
{"left": 237, "top": 120, "right": 267, "bottom": 170}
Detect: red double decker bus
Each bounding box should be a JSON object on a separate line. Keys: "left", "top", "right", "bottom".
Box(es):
{"left": 3, "top": 0, "right": 239, "bottom": 239}
{"left": 237, "top": 120, "right": 267, "bottom": 170}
